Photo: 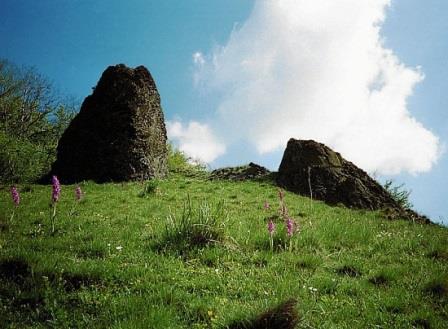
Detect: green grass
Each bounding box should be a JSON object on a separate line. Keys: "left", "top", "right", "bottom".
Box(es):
{"left": 0, "top": 174, "right": 447, "bottom": 328}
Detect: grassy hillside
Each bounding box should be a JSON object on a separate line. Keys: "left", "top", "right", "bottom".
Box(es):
{"left": 0, "top": 173, "right": 447, "bottom": 328}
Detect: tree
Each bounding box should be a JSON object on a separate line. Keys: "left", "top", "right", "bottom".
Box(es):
{"left": 0, "top": 59, "right": 77, "bottom": 183}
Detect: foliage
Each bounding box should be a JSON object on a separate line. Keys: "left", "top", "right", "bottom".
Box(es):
{"left": 0, "top": 131, "right": 49, "bottom": 183}
{"left": 384, "top": 179, "right": 413, "bottom": 209}
{"left": 167, "top": 143, "right": 207, "bottom": 176}
{"left": 0, "top": 59, "right": 77, "bottom": 183}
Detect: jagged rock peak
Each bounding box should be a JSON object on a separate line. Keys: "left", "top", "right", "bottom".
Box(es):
{"left": 48, "top": 64, "right": 168, "bottom": 183}
{"left": 277, "top": 138, "right": 430, "bottom": 223}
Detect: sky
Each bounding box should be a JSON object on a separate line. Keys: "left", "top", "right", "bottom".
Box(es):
{"left": 1, "top": 0, "right": 447, "bottom": 224}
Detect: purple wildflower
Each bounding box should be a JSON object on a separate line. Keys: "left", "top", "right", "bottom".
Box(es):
{"left": 51, "top": 175, "right": 61, "bottom": 203}
{"left": 263, "top": 200, "right": 270, "bottom": 210}
{"left": 75, "top": 186, "right": 83, "bottom": 201}
{"left": 268, "top": 220, "right": 275, "bottom": 235}
{"left": 286, "top": 218, "right": 294, "bottom": 237}
{"left": 11, "top": 186, "right": 20, "bottom": 206}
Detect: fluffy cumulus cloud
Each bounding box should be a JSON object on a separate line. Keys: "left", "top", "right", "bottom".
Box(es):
{"left": 190, "top": 0, "right": 440, "bottom": 174}
{"left": 166, "top": 121, "right": 226, "bottom": 163}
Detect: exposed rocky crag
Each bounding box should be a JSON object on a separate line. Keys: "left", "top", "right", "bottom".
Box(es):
{"left": 277, "top": 139, "right": 430, "bottom": 223}
{"left": 49, "top": 64, "right": 167, "bottom": 183}
{"left": 210, "top": 162, "right": 271, "bottom": 181}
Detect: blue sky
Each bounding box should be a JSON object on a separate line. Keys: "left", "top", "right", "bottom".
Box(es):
{"left": 1, "top": 1, "right": 447, "bottom": 224}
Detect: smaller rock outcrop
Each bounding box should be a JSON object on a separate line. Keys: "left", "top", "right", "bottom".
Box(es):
{"left": 210, "top": 163, "right": 271, "bottom": 181}
{"left": 49, "top": 64, "right": 168, "bottom": 183}
{"left": 277, "top": 139, "right": 429, "bottom": 223}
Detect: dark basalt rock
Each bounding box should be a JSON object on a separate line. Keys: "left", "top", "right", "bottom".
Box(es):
{"left": 277, "top": 139, "right": 430, "bottom": 223}
{"left": 49, "top": 64, "right": 167, "bottom": 183}
{"left": 210, "top": 162, "right": 271, "bottom": 181}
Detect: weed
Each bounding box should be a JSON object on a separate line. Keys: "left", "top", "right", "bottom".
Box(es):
{"left": 138, "top": 179, "right": 159, "bottom": 197}
{"left": 383, "top": 179, "right": 413, "bottom": 209}
{"left": 167, "top": 143, "right": 207, "bottom": 177}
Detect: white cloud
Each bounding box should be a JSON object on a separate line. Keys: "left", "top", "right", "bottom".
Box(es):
{"left": 192, "top": 51, "right": 205, "bottom": 66}
{"left": 193, "top": 0, "right": 440, "bottom": 175}
{"left": 166, "top": 120, "right": 226, "bottom": 163}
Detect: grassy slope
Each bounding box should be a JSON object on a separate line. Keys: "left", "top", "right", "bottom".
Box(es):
{"left": 0, "top": 174, "right": 447, "bottom": 328}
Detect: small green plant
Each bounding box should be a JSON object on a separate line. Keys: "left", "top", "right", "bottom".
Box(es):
{"left": 138, "top": 180, "right": 159, "bottom": 198}
{"left": 167, "top": 143, "right": 207, "bottom": 176}
{"left": 159, "top": 197, "right": 227, "bottom": 252}
{"left": 383, "top": 180, "right": 413, "bottom": 209}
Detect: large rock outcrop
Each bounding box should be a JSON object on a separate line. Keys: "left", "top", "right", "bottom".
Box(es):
{"left": 277, "top": 139, "right": 429, "bottom": 222}
{"left": 50, "top": 64, "right": 167, "bottom": 183}
{"left": 210, "top": 162, "right": 271, "bottom": 181}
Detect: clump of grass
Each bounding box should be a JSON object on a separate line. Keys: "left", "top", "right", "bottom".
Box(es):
{"left": 312, "top": 276, "right": 338, "bottom": 295}
{"left": 227, "top": 298, "right": 299, "bottom": 329}
{"left": 138, "top": 179, "right": 159, "bottom": 198}
{"left": 295, "top": 254, "right": 321, "bottom": 270}
{"left": 157, "top": 197, "right": 227, "bottom": 252}
{"left": 76, "top": 247, "right": 106, "bottom": 260}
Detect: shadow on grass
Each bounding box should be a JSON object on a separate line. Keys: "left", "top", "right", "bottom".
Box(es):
{"left": 412, "top": 318, "right": 431, "bottom": 329}
{"left": 0, "top": 257, "right": 31, "bottom": 283}
{"left": 226, "top": 299, "right": 299, "bottom": 329}
{"left": 368, "top": 274, "right": 390, "bottom": 286}
{"left": 423, "top": 278, "right": 448, "bottom": 300}
{"left": 426, "top": 249, "right": 448, "bottom": 262}
{"left": 0, "top": 219, "right": 9, "bottom": 232}
{"left": 0, "top": 257, "right": 104, "bottom": 325}
{"left": 336, "top": 264, "right": 362, "bottom": 278}
{"left": 368, "top": 269, "right": 397, "bottom": 287}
